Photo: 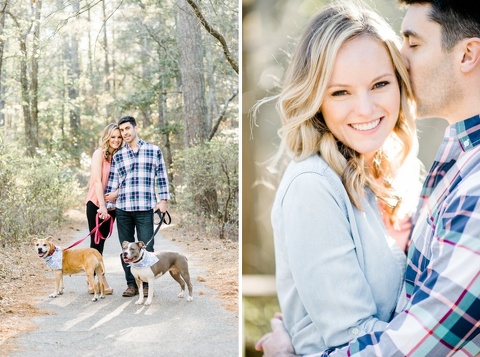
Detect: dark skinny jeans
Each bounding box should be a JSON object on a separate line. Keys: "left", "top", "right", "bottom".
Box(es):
{"left": 116, "top": 208, "right": 154, "bottom": 287}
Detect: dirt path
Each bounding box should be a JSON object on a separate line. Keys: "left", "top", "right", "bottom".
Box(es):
{"left": 0, "top": 208, "right": 238, "bottom": 356}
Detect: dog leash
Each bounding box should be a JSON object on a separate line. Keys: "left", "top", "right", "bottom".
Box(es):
{"left": 144, "top": 210, "right": 171, "bottom": 249}
{"left": 63, "top": 214, "right": 113, "bottom": 251}
{"left": 94, "top": 213, "right": 115, "bottom": 245}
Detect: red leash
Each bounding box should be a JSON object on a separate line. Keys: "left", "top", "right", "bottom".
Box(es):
{"left": 94, "top": 213, "right": 115, "bottom": 245}
{"left": 63, "top": 214, "right": 114, "bottom": 251}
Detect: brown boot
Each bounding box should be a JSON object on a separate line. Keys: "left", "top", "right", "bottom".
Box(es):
{"left": 122, "top": 285, "right": 138, "bottom": 297}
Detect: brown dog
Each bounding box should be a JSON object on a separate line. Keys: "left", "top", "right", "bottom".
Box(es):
{"left": 33, "top": 237, "right": 107, "bottom": 302}
{"left": 122, "top": 241, "right": 193, "bottom": 306}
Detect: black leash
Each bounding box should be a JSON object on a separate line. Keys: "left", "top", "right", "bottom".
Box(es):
{"left": 145, "top": 210, "right": 171, "bottom": 249}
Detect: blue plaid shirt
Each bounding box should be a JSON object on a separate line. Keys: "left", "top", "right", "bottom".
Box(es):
{"left": 327, "top": 115, "right": 480, "bottom": 356}
{"left": 105, "top": 139, "right": 170, "bottom": 211}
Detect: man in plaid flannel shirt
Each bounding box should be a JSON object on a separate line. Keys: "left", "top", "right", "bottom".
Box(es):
{"left": 105, "top": 116, "right": 170, "bottom": 297}
{"left": 258, "top": 1, "right": 480, "bottom": 355}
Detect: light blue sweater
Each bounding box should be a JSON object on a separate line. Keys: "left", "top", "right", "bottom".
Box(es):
{"left": 271, "top": 154, "right": 406, "bottom": 355}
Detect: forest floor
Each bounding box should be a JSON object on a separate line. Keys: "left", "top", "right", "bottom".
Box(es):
{"left": 0, "top": 206, "right": 238, "bottom": 355}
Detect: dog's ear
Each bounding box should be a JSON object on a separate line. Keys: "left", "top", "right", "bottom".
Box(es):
{"left": 122, "top": 241, "right": 129, "bottom": 249}
{"left": 32, "top": 238, "right": 38, "bottom": 244}
{"left": 137, "top": 241, "right": 145, "bottom": 249}
{"left": 46, "top": 236, "right": 54, "bottom": 242}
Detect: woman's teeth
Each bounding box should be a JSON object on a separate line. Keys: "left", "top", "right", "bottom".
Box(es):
{"left": 351, "top": 118, "right": 381, "bottom": 131}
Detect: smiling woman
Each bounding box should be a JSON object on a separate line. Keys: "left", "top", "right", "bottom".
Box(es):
{"left": 321, "top": 35, "right": 401, "bottom": 165}
{"left": 252, "top": 1, "right": 422, "bottom": 355}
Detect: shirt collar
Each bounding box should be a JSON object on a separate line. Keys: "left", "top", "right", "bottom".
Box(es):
{"left": 454, "top": 114, "right": 480, "bottom": 151}
{"left": 126, "top": 138, "right": 145, "bottom": 154}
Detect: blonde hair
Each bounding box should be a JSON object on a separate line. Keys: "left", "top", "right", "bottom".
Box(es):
{"left": 99, "top": 123, "right": 122, "bottom": 161}
{"left": 258, "top": 1, "right": 421, "bottom": 222}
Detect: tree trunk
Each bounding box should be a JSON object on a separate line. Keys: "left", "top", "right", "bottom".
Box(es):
{"left": 176, "top": 0, "right": 208, "bottom": 146}
{"left": 102, "top": 0, "right": 110, "bottom": 93}
{"left": 30, "top": 0, "right": 42, "bottom": 152}
{"left": 66, "top": 0, "right": 81, "bottom": 163}
{"left": 0, "top": 0, "right": 7, "bottom": 127}
{"left": 19, "top": 33, "right": 33, "bottom": 156}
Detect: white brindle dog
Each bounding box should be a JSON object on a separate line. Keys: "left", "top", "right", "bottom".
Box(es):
{"left": 33, "top": 236, "right": 107, "bottom": 302}
{"left": 121, "top": 241, "right": 193, "bottom": 306}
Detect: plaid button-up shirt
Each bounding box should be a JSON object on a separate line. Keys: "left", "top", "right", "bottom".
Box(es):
{"left": 327, "top": 116, "right": 480, "bottom": 356}
{"left": 106, "top": 139, "right": 170, "bottom": 211}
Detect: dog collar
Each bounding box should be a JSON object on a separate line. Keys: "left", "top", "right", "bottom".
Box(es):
{"left": 130, "top": 251, "right": 159, "bottom": 269}
{"left": 46, "top": 246, "right": 56, "bottom": 257}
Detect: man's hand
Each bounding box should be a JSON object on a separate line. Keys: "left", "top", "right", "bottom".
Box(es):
{"left": 255, "top": 313, "right": 298, "bottom": 357}
{"left": 156, "top": 200, "right": 168, "bottom": 213}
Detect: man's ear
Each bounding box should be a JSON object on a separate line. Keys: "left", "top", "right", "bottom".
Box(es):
{"left": 460, "top": 37, "right": 480, "bottom": 73}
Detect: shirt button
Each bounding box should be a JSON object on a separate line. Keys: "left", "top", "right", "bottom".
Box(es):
{"left": 464, "top": 139, "right": 470, "bottom": 147}
{"left": 351, "top": 327, "right": 360, "bottom": 336}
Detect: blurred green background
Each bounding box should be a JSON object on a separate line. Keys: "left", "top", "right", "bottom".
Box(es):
{"left": 241, "top": 0, "right": 448, "bottom": 355}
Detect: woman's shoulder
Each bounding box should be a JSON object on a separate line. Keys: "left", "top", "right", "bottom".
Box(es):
{"left": 276, "top": 154, "right": 349, "bottom": 210}
{"left": 91, "top": 148, "right": 105, "bottom": 162}
{"left": 280, "top": 155, "right": 344, "bottom": 195}
{"left": 283, "top": 154, "right": 339, "bottom": 181}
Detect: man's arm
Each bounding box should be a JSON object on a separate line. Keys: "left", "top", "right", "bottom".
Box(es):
{"left": 105, "top": 155, "right": 119, "bottom": 196}
{"left": 155, "top": 147, "right": 170, "bottom": 201}
{"left": 329, "top": 187, "right": 480, "bottom": 356}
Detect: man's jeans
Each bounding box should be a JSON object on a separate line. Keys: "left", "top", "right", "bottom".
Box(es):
{"left": 116, "top": 209, "right": 154, "bottom": 287}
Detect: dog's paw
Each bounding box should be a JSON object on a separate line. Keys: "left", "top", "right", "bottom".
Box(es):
{"left": 177, "top": 291, "right": 185, "bottom": 298}
{"left": 91, "top": 297, "right": 98, "bottom": 302}
{"left": 144, "top": 299, "right": 152, "bottom": 306}
{"left": 135, "top": 299, "right": 144, "bottom": 305}
{"left": 187, "top": 296, "right": 193, "bottom": 302}
{"left": 49, "top": 293, "right": 58, "bottom": 298}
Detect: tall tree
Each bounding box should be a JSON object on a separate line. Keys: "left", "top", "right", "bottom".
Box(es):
{"left": 65, "top": 0, "right": 81, "bottom": 162}
{"left": 30, "top": 0, "right": 42, "bottom": 153}
{"left": 0, "top": 0, "right": 8, "bottom": 127}
{"left": 176, "top": 0, "right": 208, "bottom": 146}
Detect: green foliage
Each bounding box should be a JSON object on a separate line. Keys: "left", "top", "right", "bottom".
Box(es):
{"left": 172, "top": 130, "right": 238, "bottom": 240}
{"left": 0, "top": 137, "right": 82, "bottom": 247}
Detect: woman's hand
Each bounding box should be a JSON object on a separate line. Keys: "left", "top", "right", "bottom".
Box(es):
{"left": 97, "top": 205, "right": 109, "bottom": 220}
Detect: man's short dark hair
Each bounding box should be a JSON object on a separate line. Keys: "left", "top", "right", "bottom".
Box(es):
{"left": 398, "top": 0, "right": 480, "bottom": 50}
{"left": 118, "top": 116, "right": 137, "bottom": 127}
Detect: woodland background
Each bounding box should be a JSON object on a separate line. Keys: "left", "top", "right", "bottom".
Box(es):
{"left": 0, "top": 0, "right": 239, "bottom": 246}
{"left": 242, "top": 0, "right": 448, "bottom": 355}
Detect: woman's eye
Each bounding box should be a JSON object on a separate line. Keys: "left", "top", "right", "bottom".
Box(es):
{"left": 331, "top": 90, "right": 348, "bottom": 97}
{"left": 373, "top": 81, "right": 389, "bottom": 90}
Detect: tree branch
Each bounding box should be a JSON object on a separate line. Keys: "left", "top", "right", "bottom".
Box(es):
{"left": 185, "top": 0, "right": 238, "bottom": 74}
{"left": 208, "top": 89, "right": 238, "bottom": 141}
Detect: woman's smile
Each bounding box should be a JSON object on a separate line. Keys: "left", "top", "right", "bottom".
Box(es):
{"left": 349, "top": 118, "right": 382, "bottom": 132}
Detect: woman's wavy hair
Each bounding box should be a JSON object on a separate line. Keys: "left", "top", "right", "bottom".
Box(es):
{"left": 258, "top": 1, "right": 421, "bottom": 222}
{"left": 99, "top": 123, "right": 122, "bottom": 161}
